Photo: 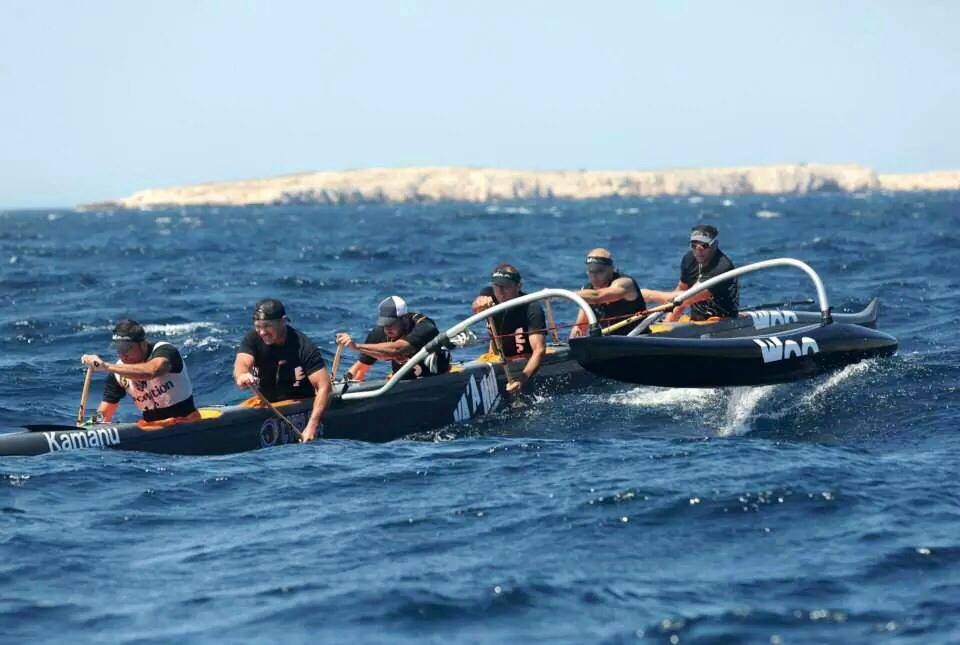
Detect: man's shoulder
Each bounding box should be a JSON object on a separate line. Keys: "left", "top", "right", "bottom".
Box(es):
{"left": 612, "top": 273, "right": 638, "bottom": 288}
{"left": 287, "top": 325, "right": 318, "bottom": 349}
{"left": 150, "top": 342, "right": 182, "bottom": 359}
{"left": 714, "top": 251, "right": 735, "bottom": 271}
{"left": 409, "top": 312, "right": 437, "bottom": 328}
{"left": 239, "top": 330, "right": 262, "bottom": 353}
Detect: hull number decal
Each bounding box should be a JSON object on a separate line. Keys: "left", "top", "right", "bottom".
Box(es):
{"left": 754, "top": 336, "right": 819, "bottom": 364}
{"left": 453, "top": 366, "right": 500, "bottom": 423}
{"left": 259, "top": 411, "right": 310, "bottom": 448}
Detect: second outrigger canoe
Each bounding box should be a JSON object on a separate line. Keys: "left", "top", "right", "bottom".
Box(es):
{"left": 571, "top": 258, "right": 898, "bottom": 387}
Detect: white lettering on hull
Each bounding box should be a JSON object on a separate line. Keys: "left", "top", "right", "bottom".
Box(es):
{"left": 745, "top": 310, "right": 799, "bottom": 330}
{"left": 753, "top": 336, "right": 820, "bottom": 364}
{"left": 43, "top": 427, "right": 121, "bottom": 452}
{"left": 453, "top": 366, "right": 501, "bottom": 423}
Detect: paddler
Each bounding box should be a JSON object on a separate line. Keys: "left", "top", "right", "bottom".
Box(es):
{"left": 233, "top": 298, "right": 331, "bottom": 442}
{"left": 336, "top": 296, "right": 451, "bottom": 381}
{"left": 660, "top": 224, "right": 740, "bottom": 321}
{"left": 471, "top": 263, "right": 546, "bottom": 395}
{"left": 80, "top": 319, "right": 201, "bottom": 423}
{"left": 569, "top": 248, "right": 649, "bottom": 336}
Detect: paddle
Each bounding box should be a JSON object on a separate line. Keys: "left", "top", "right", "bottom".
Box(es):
{"left": 330, "top": 343, "right": 344, "bottom": 383}
{"left": 487, "top": 317, "right": 519, "bottom": 389}
{"left": 247, "top": 382, "right": 303, "bottom": 441}
{"left": 75, "top": 365, "right": 94, "bottom": 426}
{"left": 601, "top": 302, "right": 675, "bottom": 335}
{"left": 543, "top": 299, "right": 561, "bottom": 343}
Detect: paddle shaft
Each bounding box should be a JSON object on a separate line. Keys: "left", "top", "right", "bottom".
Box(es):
{"left": 76, "top": 366, "right": 94, "bottom": 426}
{"left": 543, "top": 299, "right": 561, "bottom": 343}
{"left": 601, "top": 302, "right": 675, "bottom": 335}
{"left": 248, "top": 382, "right": 303, "bottom": 440}
{"left": 487, "top": 317, "right": 518, "bottom": 385}
{"left": 330, "top": 343, "right": 344, "bottom": 382}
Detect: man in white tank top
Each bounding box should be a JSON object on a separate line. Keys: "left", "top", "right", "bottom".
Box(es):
{"left": 80, "top": 320, "right": 199, "bottom": 423}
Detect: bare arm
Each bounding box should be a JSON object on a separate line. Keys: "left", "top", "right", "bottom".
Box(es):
{"left": 96, "top": 401, "right": 119, "bottom": 422}
{"left": 570, "top": 309, "right": 589, "bottom": 338}
{"left": 351, "top": 338, "right": 414, "bottom": 361}
{"left": 506, "top": 333, "right": 546, "bottom": 395}
{"left": 300, "top": 367, "right": 332, "bottom": 442}
{"left": 578, "top": 277, "right": 637, "bottom": 305}
{"left": 233, "top": 352, "right": 258, "bottom": 387}
{"left": 81, "top": 354, "right": 171, "bottom": 380}
{"left": 343, "top": 360, "right": 372, "bottom": 382}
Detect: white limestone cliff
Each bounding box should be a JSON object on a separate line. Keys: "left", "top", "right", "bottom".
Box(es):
{"left": 86, "top": 164, "right": 960, "bottom": 209}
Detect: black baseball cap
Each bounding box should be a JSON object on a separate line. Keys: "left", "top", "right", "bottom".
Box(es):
{"left": 377, "top": 296, "right": 408, "bottom": 326}
{"left": 253, "top": 298, "right": 286, "bottom": 321}
{"left": 490, "top": 264, "right": 522, "bottom": 286}
{"left": 112, "top": 319, "right": 146, "bottom": 344}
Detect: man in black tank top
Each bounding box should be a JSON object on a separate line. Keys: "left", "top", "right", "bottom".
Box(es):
{"left": 571, "top": 248, "right": 648, "bottom": 336}
{"left": 665, "top": 224, "right": 739, "bottom": 321}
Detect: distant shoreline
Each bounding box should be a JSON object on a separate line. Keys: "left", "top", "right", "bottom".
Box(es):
{"left": 81, "top": 164, "right": 960, "bottom": 210}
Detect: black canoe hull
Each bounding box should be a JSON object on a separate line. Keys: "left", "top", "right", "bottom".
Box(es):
{"left": 1, "top": 347, "right": 595, "bottom": 457}
{"left": 569, "top": 310, "right": 898, "bottom": 388}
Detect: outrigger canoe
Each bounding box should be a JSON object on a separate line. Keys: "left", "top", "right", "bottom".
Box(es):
{"left": 570, "top": 258, "right": 898, "bottom": 387}
{"left": 0, "top": 345, "right": 595, "bottom": 457}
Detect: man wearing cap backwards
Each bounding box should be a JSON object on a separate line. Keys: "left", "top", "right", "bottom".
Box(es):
{"left": 233, "top": 298, "right": 332, "bottom": 442}
{"left": 335, "top": 296, "right": 451, "bottom": 382}
{"left": 663, "top": 224, "right": 739, "bottom": 321}
{"left": 471, "top": 263, "right": 547, "bottom": 395}
{"left": 569, "top": 248, "right": 649, "bottom": 337}
{"left": 80, "top": 319, "right": 200, "bottom": 423}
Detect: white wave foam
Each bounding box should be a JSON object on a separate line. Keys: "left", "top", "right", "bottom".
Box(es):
{"left": 608, "top": 387, "right": 715, "bottom": 409}
{"left": 755, "top": 209, "right": 782, "bottom": 219}
{"left": 800, "top": 359, "right": 874, "bottom": 407}
{"left": 719, "top": 386, "right": 776, "bottom": 437}
{"left": 143, "top": 322, "right": 222, "bottom": 336}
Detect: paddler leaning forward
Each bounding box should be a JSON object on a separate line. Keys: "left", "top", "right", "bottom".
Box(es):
{"left": 471, "top": 263, "right": 546, "bottom": 396}
{"left": 80, "top": 319, "right": 200, "bottom": 424}
{"left": 233, "top": 298, "right": 331, "bottom": 442}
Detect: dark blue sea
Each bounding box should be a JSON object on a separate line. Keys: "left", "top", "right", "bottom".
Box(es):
{"left": 1, "top": 193, "right": 959, "bottom": 643}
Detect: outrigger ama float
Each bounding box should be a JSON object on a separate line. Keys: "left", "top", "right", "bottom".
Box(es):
{"left": 0, "top": 259, "right": 897, "bottom": 457}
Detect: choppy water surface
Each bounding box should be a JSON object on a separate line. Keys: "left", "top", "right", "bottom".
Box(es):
{"left": 1, "top": 193, "right": 959, "bottom": 643}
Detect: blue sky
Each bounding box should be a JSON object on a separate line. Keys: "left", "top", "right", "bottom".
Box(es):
{"left": 1, "top": 1, "right": 957, "bottom": 208}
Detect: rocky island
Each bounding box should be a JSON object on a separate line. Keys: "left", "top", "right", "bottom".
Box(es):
{"left": 87, "top": 164, "right": 960, "bottom": 209}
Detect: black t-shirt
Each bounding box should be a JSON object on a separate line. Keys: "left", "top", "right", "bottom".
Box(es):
{"left": 238, "top": 325, "right": 326, "bottom": 401}
{"left": 679, "top": 249, "right": 739, "bottom": 320}
{"left": 358, "top": 313, "right": 449, "bottom": 379}
{"left": 581, "top": 271, "right": 647, "bottom": 335}
{"left": 479, "top": 287, "right": 546, "bottom": 357}
{"left": 103, "top": 342, "right": 197, "bottom": 421}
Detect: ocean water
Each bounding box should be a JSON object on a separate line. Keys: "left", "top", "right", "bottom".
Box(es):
{"left": 1, "top": 193, "right": 959, "bottom": 643}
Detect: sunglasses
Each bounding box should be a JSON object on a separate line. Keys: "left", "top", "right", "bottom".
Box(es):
{"left": 586, "top": 267, "right": 610, "bottom": 275}
{"left": 690, "top": 241, "right": 713, "bottom": 250}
